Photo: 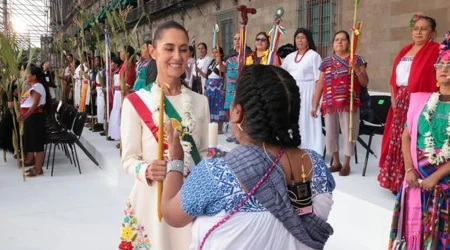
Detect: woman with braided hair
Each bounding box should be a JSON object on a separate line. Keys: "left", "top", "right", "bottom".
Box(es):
{"left": 162, "top": 65, "right": 335, "bottom": 250}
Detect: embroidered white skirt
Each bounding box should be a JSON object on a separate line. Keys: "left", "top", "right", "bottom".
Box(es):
{"left": 108, "top": 89, "right": 121, "bottom": 140}
{"left": 96, "top": 87, "right": 105, "bottom": 124}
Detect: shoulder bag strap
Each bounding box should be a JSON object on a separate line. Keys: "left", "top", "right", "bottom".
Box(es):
{"left": 199, "top": 149, "right": 285, "bottom": 250}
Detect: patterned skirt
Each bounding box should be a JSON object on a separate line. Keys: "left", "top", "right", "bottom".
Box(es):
{"left": 205, "top": 78, "right": 227, "bottom": 122}
{"left": 389, "top": 150, "right": 450, "bottom": 249}
{"left": 378, "top": 86, "right": 409, "bottom": 193}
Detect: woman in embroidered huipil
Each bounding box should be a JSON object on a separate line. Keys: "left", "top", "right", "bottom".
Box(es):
{"left": 205, "top": 47, "right": 226, "bottom": 133}
{"left": 311, "top": 30, "right": 369, "bottom": 176}
{"left": 118, "top": 21, "right": 209, "bottom": 250}
{"left": 282, "top": 28, "right": 324, "bottom": 155}
{"left": 162, "top": 65, "right": 335, "bottom": 250}
{"left": 389, "top": 36, "right": 450, "bottom": 250}
{"left": 133, "top": 43, "right": 151, "bottom": 91}
{"left": 379, "top": 15, "right": 440, "bottom": 193}
{"left": 246, "top": 32, "right": 270, "bottom": 65}
{"left": 107, "top": 56, "right": 123, "bottom": 141}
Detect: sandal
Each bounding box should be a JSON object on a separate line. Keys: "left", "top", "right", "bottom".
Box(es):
{"left": 25, "top": 167, "right": 35, "bottom": 173}
{"left": 339, "top": 165, "right": 351, "bottom": 176}
{"left": 26, "top": 168, "right": 44, "bottom": 177}
{"left": 328, "top": 163, "right": 342, "bottom": 173}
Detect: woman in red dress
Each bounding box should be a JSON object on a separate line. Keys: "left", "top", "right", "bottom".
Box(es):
{"left": 378, "top": 15, "right": 439, "bottom": 193}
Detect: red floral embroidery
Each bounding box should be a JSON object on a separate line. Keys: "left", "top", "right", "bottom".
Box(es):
{"left": 119, "top": 241, "right": 133, "bottom": 250}
{"left": 119, "top": 200, "right": 151, "bottom": 249}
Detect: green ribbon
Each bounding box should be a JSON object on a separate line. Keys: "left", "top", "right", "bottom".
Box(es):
{"left": 145, "top": 83, "right": 201, "bottom": 165}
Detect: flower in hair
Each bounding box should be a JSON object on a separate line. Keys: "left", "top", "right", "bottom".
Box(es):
{"left": 438, "top": 32, "right": 450, "bottom": 62}
{"left": 409, "top": 14, "right": 422, "bottom": 31}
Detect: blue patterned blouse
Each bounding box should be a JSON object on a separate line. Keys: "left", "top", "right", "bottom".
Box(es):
{"left": 180, "top": 149, "right": 335, "bottom": 217}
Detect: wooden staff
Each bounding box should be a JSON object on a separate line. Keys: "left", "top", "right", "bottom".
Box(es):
{"left": 13, "top": 101, "right": 26, "bottom": 182}
{"left": 157, "top": 84, "right": 165, "bottom": 222}
{"left": 237, "top": 5, "right": 257, "bottom": 73}
{"left": 348, "top": 0, "right": 362, "bottom": 142}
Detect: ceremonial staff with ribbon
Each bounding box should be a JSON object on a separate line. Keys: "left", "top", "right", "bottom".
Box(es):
{"left": 267, "top": 7, "right": 286, "bottom": 66}
{"left": 237, "top": 5, "right": 256, "bottom": 73}
{"left": 348, "top": 0, "right": 363, "bottom": 142}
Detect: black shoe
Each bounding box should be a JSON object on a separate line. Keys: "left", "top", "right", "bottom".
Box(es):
{"left": 100, "top": 132, "right": 106, "bottom": 136}
{"left": 226, "top": 136, "right": 236, "bottom": 143}
{"left": 107, "top": 136, "right": 114, "bottom": 141}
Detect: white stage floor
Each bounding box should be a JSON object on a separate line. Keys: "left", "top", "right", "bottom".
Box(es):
{"left": 0, "top": 128, "right": 395, "bottom": 250}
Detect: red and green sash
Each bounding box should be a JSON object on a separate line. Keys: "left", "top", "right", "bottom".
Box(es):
{"left": 126, "top": 85, "right": 201, "bottom": 165}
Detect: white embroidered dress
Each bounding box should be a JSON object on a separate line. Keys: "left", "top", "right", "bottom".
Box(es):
{"left": 120, "top": 86, "right": 209, "bottom": 250}
{"left": 108, "top": 73, "right": 122, "bottom": 140}
{"left": 282, "top": 51, "right": 324, "bottom": 155}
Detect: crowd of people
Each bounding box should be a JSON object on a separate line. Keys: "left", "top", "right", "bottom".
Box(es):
{"left": 1, "top": 11, "right": 449, "bottom": 250}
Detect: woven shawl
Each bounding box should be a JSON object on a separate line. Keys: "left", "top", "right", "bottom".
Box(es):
{"left": 225, "top": 145, "right": 333, "bottom": 250}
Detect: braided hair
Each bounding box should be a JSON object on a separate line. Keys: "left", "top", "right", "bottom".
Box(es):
{"left": 234, "top": 64, "right": 301, "bottom": 147}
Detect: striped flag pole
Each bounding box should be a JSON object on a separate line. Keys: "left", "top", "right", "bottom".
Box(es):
{"left": 105, "top": 32, "right": 111, "bottom": 137}
{"left": 267, "top": 7, "right": 286, "bottom": 66}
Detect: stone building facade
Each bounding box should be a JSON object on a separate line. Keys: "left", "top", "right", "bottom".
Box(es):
{"left": 55, "top": 0, "right": 450, "bottom": 92}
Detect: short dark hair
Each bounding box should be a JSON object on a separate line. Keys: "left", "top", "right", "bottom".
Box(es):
{"left": 145, "top": 40, "right": 152, "bottom": 46}
{"left": 234, "top": 65, "right": 301, "bottom": 147}
{"left": 124, "top": 45, "right": 135, "bottom": 58}
{"left": 293, "top": 28, "right": 317, "bottom": 51}
{"left": 111, "top": 56, "right": 123, "bottom": 66}
{"left": 153, "top": 21, "right": 189, "bottom": 47}
{"left": 198, "top": 42, "right": 207, "bottom": 51}
{"left": 277, "top": 43, "right": 296, "bottom": 59}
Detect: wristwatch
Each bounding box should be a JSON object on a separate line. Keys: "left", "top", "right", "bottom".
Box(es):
{"left": 167, "top": 160, "right": 184, "bottom": 174}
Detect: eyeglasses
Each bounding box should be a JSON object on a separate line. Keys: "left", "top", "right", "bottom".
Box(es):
{"left": 434, "top": 63, "right": 450, "bottom": 70}
{"left": 255, "top": 38, "right": 267, "bottom": 42}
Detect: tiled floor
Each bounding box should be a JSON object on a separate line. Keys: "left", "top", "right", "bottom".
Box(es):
{"left": 1, "top": 128, "right": 395, "bottom": 250}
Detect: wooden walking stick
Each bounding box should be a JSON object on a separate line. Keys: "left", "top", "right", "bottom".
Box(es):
{"left": 13, "top": 101, "right": 26, "bottom": 182}
{"left": 348, "top": 0, "right": 362, "bottom": 142}
{"left": 237, "top": 5, "right": 257, "bottom": 73}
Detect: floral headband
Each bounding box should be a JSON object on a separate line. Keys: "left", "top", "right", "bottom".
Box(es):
{"left": 409, "top": 14, "right": 422, "bottom": 31}
{"left": 438, "top": 32, "right": 450, "bottom": 62}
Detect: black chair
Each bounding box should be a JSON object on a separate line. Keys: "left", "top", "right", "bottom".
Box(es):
{"left": 359, "top": 95, "right": 391, "bottom": 176}
{"left": 44, "top": 104, "right": 78, "bottom": 169}
{"left": 47, "top": 112, "right": 87, "bottom": 176}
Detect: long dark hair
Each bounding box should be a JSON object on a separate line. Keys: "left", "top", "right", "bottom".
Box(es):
{"left": 293, "top": 28, "right": 317, "bottom": 51}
